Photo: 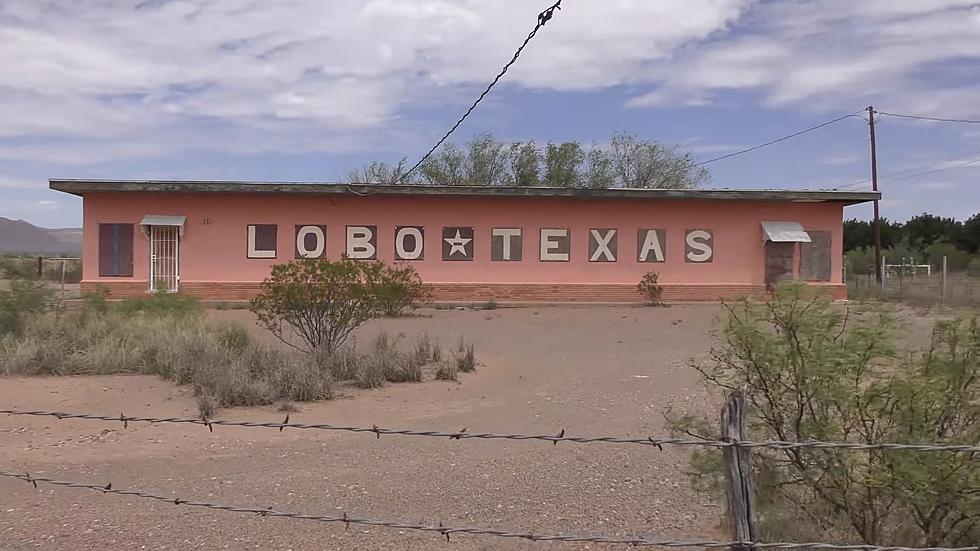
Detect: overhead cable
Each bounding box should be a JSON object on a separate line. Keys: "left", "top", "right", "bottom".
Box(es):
{"left": 397, "top": 0, "right": 562, "bottom": 183}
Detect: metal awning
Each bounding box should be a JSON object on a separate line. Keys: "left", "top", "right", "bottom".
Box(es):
{"left": 761, "top": 221, "right": 811, "bottom": 243}
{"left": 140, "top": 215, "right": 186, "bottom": 237}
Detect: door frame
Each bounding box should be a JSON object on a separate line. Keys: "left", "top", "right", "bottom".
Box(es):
{"left": 148, "top": 225, "right": 180, "bottom": 293}
{"left": 764, "top": 241, "right": 796, "bottom": 290}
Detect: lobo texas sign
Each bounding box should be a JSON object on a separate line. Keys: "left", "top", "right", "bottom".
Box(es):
{"left": 247, "top": 224, "right": 714, "bottom": 263}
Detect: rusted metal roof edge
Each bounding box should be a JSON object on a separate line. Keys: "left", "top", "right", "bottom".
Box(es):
{"left": 49, "top": 179, "right": 880, "bottom": 203}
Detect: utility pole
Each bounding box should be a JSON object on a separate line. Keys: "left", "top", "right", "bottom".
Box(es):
{"left": 868, "top": 106, "right": 883, "bottom": 285}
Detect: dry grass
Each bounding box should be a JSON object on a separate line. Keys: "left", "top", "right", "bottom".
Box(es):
{"left": 0, "top": 305, "right": 334, "bottom": 415}
{"left": 434, "top": 359, "right": 459, "bottom": 381}
{"left": 455, "top": 338, "right": 476, "bottom": 373}
{"left": 1, "top": 292, "right": 478, "bottom": 418}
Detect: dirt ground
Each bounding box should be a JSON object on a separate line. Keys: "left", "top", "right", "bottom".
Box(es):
{"left": 0, "top": 303, "right": 945, "bottom": 550}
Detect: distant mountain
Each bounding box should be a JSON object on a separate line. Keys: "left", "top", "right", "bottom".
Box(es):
{"left": 0, "top": 217, "right": 82, "bottom": 255}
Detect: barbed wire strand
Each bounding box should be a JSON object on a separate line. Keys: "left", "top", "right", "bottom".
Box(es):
{"left": 3, "top": 409, "right": 977, "bottom": 454}
{"left": 396, "top": 0, "right": 562, "bottom": 183}
{"left": 2, "top": 471, "right": 977, "bottom": 551}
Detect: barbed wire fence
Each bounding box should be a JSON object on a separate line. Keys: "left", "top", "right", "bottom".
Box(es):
{"left": 2, "top": 390, "right": 978, "bottom": 550}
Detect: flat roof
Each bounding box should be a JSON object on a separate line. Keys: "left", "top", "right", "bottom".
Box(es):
{"left": 49, "top": 179, "right": 879, "bottom": 204}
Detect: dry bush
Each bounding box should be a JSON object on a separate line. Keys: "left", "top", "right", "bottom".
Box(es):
{"left": 196, "top": 393, "right": 219, "bottom": 419}
{"left": 637, "top": 270, "right": 665, "bottom": 306}
{"left": 372, "top": 332, "right": 423, "bottom": 383}
{"left": 435, "top": 359, "right": 458, "bottom": 381}
{"left": 319, "top": 345, "right": 360, "bottom": 381}
{"left": 454, "top": 338, "right": 476, "bottom": 373}
{"left": 355, "top": 354, "right": 387, "bottom": 389}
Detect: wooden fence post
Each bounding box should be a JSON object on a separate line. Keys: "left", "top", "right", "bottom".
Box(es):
{"left": 722, "top": 387, "right": 756, "bottom": 550}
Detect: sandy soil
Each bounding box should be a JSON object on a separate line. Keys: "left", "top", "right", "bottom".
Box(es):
{"left": 0, "top": 302, "right": 921, "bottom": 550}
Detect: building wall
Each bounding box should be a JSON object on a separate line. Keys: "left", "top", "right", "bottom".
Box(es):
{"left": 81, "top": 192, "right": 846, "bottom": 301}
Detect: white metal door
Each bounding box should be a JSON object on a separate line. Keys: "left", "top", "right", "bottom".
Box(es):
{"left": 149, "top": 225, "right": 180, "bottom": 292}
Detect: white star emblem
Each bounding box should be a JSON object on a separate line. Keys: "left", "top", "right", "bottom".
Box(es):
{"left": 444, "top": 230, "right": 472, "bottom": 257}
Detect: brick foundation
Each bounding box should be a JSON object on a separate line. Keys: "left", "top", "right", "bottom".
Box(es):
{"left": 82, "top": 280, "right": 847, "bottom": 303}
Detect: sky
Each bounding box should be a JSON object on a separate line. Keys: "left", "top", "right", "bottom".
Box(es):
{"left": 1, "top": 0, "right": 979, "bottom": 228}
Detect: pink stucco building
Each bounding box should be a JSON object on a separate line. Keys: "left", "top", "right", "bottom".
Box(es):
{"left": 51, "top": 180, "right": 878, "bottom": 302}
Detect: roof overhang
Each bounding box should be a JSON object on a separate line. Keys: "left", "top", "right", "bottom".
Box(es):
{"left": 49, "top": 179, "right": 881, "bottom": 205}
{"left": 762, "top": 221, "right": 812, "bottom": 243}
{"left": 139, "top": 214, "right": 186, "bottom": 237}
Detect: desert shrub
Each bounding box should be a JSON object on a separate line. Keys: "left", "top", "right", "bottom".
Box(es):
{"left": 483, "top": 299, "right": 498, "bottom": 310}
{"left": 41, "top": 260, "right": 82, "bottom": 284}
{"left": 413, "top": 333, "right": 442, "bottom": 365}
{"left": 637, "top": 271, "right": 664, "bottom": 305}
{"left": 0, "top": 278, "right": 55, "bottom": 336}
{"left": 117, "top": 292, "right": 201, "bottom": 316}
{"left": 377, "top": 264, "right": 428, "bottom": 317}
{"left": 0, "top": 307, "right": 335, "bottom": 413}
{"left": 454, "top": 338, "right": 476, "bottom": 373}
{"left": 435, "top": 359, "right": 458, "bottom": 381}
{"left": 845, "top": 246, "right": 876, "bottom": 276}
{"left": 924, "top": 240, "right": 972, "bottom": 271}
{"left": 319, "top": 345, "right": 360, "bottom": 381}
{"left": 668, "top": 282, "right": 978, "bottom": 546}
{"left": 0, "top": 257, "right": 39, "bottom": 280}
{"left": 196, "top": 393, "right": 219, "bottom": 419}
{"left": 82, "top": 285, "right": 110, "bottom": 314}
{"left": 356, "top": 354, "right": 387, "bottom": 389}
{"left": 369, "top": 332, "right": 420, "bottom": 383}
{"left": 250, "top": 258, "right": 394, "bottom": 353}
{"left": 966, "top": 257, "right": 980, "bottom": 277}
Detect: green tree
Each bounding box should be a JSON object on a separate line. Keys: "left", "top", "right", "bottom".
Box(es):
{"left": 958, "top": 213, "right": 980, "bottom": 253}
{"left": 610, "top": 132, "right": 708, "bottom": 189}
{"left": 845, "top": 246, "right": 875, "bottom": 276}
{"left": 843, "top": 219, "right": 872, "bottom": 251}
{"left": 885, "top": 238, "right": 923, "bottom": 266}
{"left": 843, "top": 218, "right": 904, "bottom": 252}
{"left": 346, "top": 158, "right": 419, "bottom": 185}
{"left": 350, "top": 132, "right": 711, "bottom": 188}
{"left": 543, "top": 141, "right": 585, "bottom": 187}
{"left": 670, "top": 284, "right": 978, "bottom": 546}
{"left": 419, "top": 143, "right": 468, "bottom": 186}
{"left": 581, "top": 146, "right": 615, "bottom": 189}
{"left": 924, "top": 240, "right": 972, "bottom": 271}
{"left": 904, "top": 213, "right": 962, "bottom": 249}
{"left": 508, "top": 141, "right": 541, "bottom": 187}
{"left": 466, "top": 133, "right": 510, "bottom": 186}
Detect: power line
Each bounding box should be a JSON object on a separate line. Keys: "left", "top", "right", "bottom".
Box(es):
{"left": 836, "top": 151, "right": 980, "bottom": 189}
{"left": 877, "top": 111, "right": 980, "bottom": 124}
{"left": 4, "top": 409, "right": 979, "bottom": 453}
{"left": 397, "top": 0, "right": 562, "bottom": 183}
{"left": 3, "top": 471, "right": 978, "bottom": 550}
{"left": 693, "top": 111, "right": 866, "bottom": 166}
{"left": 889, "top": 157, "right": 980, "bottom": 182}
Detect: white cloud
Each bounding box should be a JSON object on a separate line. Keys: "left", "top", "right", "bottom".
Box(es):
{"left": 629, "top": 1, "right": 980, "bottom": 114}
{"left": 0, "top": 176, "right": 39, "bottom": 189}
{"left": 0, "top": 0, "right": 750, "bottom": 141}
{"left": 0, "top": 0, "right": 977, "bottom": 174}
{"left": 820, "top": 155, "right": 863, "bottom": 166}
{"left": 679, "top": 138, "right": 746, "bottom": 155}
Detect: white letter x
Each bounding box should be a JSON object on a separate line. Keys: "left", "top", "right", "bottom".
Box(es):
{"left": 590, "top": 229, "right": 616, "bottom": 261}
